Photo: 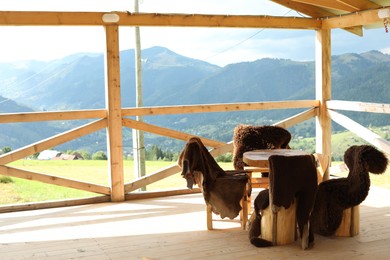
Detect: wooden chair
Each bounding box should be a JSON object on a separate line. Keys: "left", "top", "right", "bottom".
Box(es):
{"left": 329, "top": 162, "right": 359, "bottom": 237}
{"left": 306, "top": 153, "right": 360, "bottom": 237}
{"left": 232, "top": 124, "right": 292, "bottom": 216}
{"left": 244, "top": 166, "right": 270, "bottom": 189}
{"left": 243, "top": 166, "right": 269, "bottom": 216}
{"left": 179, "top": 137, "right": 251, "bottom": 231}
{"left": 206, "top": 180, "right": 250, "bottom": 230}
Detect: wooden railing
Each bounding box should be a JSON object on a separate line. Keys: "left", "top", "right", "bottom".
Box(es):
{"left": 0, "top": 100, "right": 318, "bottom": 211}
{"left": 327, "top": 100, "right": 390, "bottom": 154}
{"left": 0, "top": 99, "right": 389, "bottom": 212}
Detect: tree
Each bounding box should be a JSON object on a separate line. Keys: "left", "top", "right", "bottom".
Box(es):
{"left": 1, "top": 146, "right": 11, "bottom": 154}
{"left": 92, "top": 151, "right": 107, "bottom": 160}
{"left": 76, "top": 150, "right": 91, "bottom": 160}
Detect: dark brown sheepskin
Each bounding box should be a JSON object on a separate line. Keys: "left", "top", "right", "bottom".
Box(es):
{"left": 249, "top": 155, "right": 318, "bottom": 249}
{"left": 248, "top": 189, "right": 272, "bottom": 247}
{"left": 178, "top": 137, "right": 250, "bottom": 219}
{"left": 233, "top": 124, "right": 291, "bottom": 170}
{"left": 310, "top": 145, "right": 388, "bottom": 236}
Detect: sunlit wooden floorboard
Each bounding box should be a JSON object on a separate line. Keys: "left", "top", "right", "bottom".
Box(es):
{"left": 1, "top": 186, "right": 390, "bottom": 260}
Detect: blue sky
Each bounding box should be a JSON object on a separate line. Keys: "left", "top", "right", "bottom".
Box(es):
{"left": 0, "top": 0, "right": 389, "bottom": 66}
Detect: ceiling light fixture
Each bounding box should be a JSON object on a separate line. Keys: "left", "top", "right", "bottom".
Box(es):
{"left": 102, "top": 13, "right": 120, "bottom": 23}
{"left": 378, "top": 8, "right": 390, "bottom": 33}
{"left": 378, "top": 8, "right": 390, "bottom": 19}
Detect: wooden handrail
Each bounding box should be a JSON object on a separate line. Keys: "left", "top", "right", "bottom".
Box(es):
{"left": 327, "top": 100, "right": 390, "bottom": 114}
{"left": 122, "top": 100, "right": 319, "bottom": 117}
{"left": 0, "top": 109, "right": 107, "bottom": 123}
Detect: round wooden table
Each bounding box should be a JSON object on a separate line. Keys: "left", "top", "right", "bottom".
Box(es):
{"left": 243, "top": 149, "right": 308, "bottom": 168}
{"left": 243, "top": 149, "right": 310, "bottom": 246}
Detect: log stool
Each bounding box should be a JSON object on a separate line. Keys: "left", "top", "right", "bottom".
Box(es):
{"left": 260, "top": 200, "right": 297, "bottom": 245}
{"left": 335, "top": 205, "right": 360, "bottom": 237}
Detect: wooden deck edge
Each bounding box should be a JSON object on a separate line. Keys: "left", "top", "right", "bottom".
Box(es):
{"left": 125, "top": 188, "right": 201, "bottom": 200}
{"left": 0, "top": 189, "right": 202, "bottom": 213}
{"left": 0, "top": 195, "right": 111, "bottom": 213}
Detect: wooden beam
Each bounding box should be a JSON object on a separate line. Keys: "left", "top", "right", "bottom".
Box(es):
{"left": 273, "top": 107, "right": 318, "bottom": 129}
{"left": 122, "top": 100, "right": 319, "bottom": 117}
{"left": 125, "top": 165, "right": 181, "bottom": 193}
{"left": 315, "top": 29, "right": 332, "bottom": 161}
{"left": 0, "top": 11, "right": 103, "bottom": 26}
{"left": 271, "top": 0, "right": 363, "bottom": 35}
{"left": 0, "top": 119, "right": 107, "bottom": 165}
{"left": 329, "top": 110, "right": 390, "bottom": 155}
{"left": 122, "top": 118, "right": 225, "bottom": 148}
{"left": 342, "top": 26, "right": 363, "bottom": 37}
{"left": 322, "top": 8, "right": 384, "bottom": 29}
{"left": 0, "top": 196, "right": 110, "bottom": 213}
{"left": 0, "top": 166, "right": 110, "bottom": 194}
{"left": 0, "top": 109, "right": 107, "bottom": 123}
{"left": 104, "top": 25, "right": 124, "bottom": 202}
{"left": 209, "top": 142, "right": 234, "bottom": 157}
{"left": 119, "top": 13, "right": 321, "bottom": 29}
{"left": 0, "top": 11, "right": 321, "bottom": 29}
{"left": 327, "top": 100, "right": 390, "bottom": 114}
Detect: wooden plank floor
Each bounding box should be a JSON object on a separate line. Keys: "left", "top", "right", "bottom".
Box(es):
{"left": 1, "top": 186, "right": 390, "bottom": 260}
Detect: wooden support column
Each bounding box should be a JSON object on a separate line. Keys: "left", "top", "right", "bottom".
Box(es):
{"left": 105, "top": 25, "right": 125, "bottom": 201}
{"left": 315, "top": 29, "right": 332, "bottom": 180}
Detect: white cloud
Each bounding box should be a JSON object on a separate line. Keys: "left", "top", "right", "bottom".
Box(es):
{"left": 381, "top": 47, "right": 390, "bottom": 55}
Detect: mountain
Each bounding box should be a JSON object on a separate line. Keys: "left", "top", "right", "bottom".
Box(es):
{"left": 120, "top": 47, "right": 221, "bottom": 107}
{"left": 0, "top": 47, "right": 389, "bottom": 153}
{"left": 0, "top": 95, "right": 63, "bottom": 150}
{"left": 0, "top": 47, "right": 220, "bottom": 111}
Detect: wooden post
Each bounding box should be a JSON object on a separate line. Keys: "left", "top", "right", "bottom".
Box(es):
{"left": 105, "top": 25, "right": 125, "bottom": 201}
{"left": 315, "top": 29, "right": 332, "bottom": 181}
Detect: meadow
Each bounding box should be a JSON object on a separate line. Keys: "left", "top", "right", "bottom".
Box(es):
{"left": 1, "top": 159, "right": 389, "bottom": 205}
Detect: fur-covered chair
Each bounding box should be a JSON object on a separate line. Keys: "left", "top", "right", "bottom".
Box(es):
{"left": 178, "top": 137, "right": 251, "bottom": 228}
{"left": 248, "top": 154, "right": 318, "bottom": 249}
{"left": 233, "top": 124, "right": 291, "bottom": 171}
{"left": 310, "top": 145, "right": 388, "bottom": 236}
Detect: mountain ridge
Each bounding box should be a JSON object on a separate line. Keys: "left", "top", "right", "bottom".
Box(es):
{"left": 0, "top": 46, "right": 389, "bottom": 153}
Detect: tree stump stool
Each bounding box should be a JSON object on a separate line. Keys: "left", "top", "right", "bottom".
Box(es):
{"left": 260, "top": 201, "right": 297, "bottom": 245}
{"left": 335, "top": 205, "right": 360, "bottom": 237}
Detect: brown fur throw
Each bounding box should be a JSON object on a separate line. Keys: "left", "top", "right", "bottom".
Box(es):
{"left": 178, "top": 137, "right": 251, "bottom": 219}
{"left": 248, "top": 189, "right": 272, "bottom": 247}
{"left": 310, "top": 145, "right": 388, "bottom": 236}
{"left": 249, "top": 155, "right": 318, "bottom": 249}
{"left": 233, "top": 125, "right": 291, "bottom": 171}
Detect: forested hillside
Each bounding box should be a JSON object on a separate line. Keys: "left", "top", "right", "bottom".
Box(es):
{"left": 0, "top": 47, "right": 389, "bottom": 153}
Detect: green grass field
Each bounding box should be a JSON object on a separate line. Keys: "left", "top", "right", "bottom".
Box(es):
{"left": 1, "top": 160, "right": 186, "bottom": 205}
{"left": 1, "top": 159, "right": 389, "bottom": 205}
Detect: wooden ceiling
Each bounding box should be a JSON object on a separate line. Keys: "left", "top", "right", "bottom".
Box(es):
{"left": 272, "top": 0, "right": 390, "bottom": 35}
{"left": 272, "top": 0, "right": 386, "bottom": 16}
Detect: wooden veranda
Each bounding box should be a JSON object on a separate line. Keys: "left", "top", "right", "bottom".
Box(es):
{"left": 1, "top": 187, "right": 390, "bottom": 259}
{"left": 1, "top": 1, "right": 390, "bottom": 259}
{"left": 0, "top": 1, "right": 389, "bottom": 211}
